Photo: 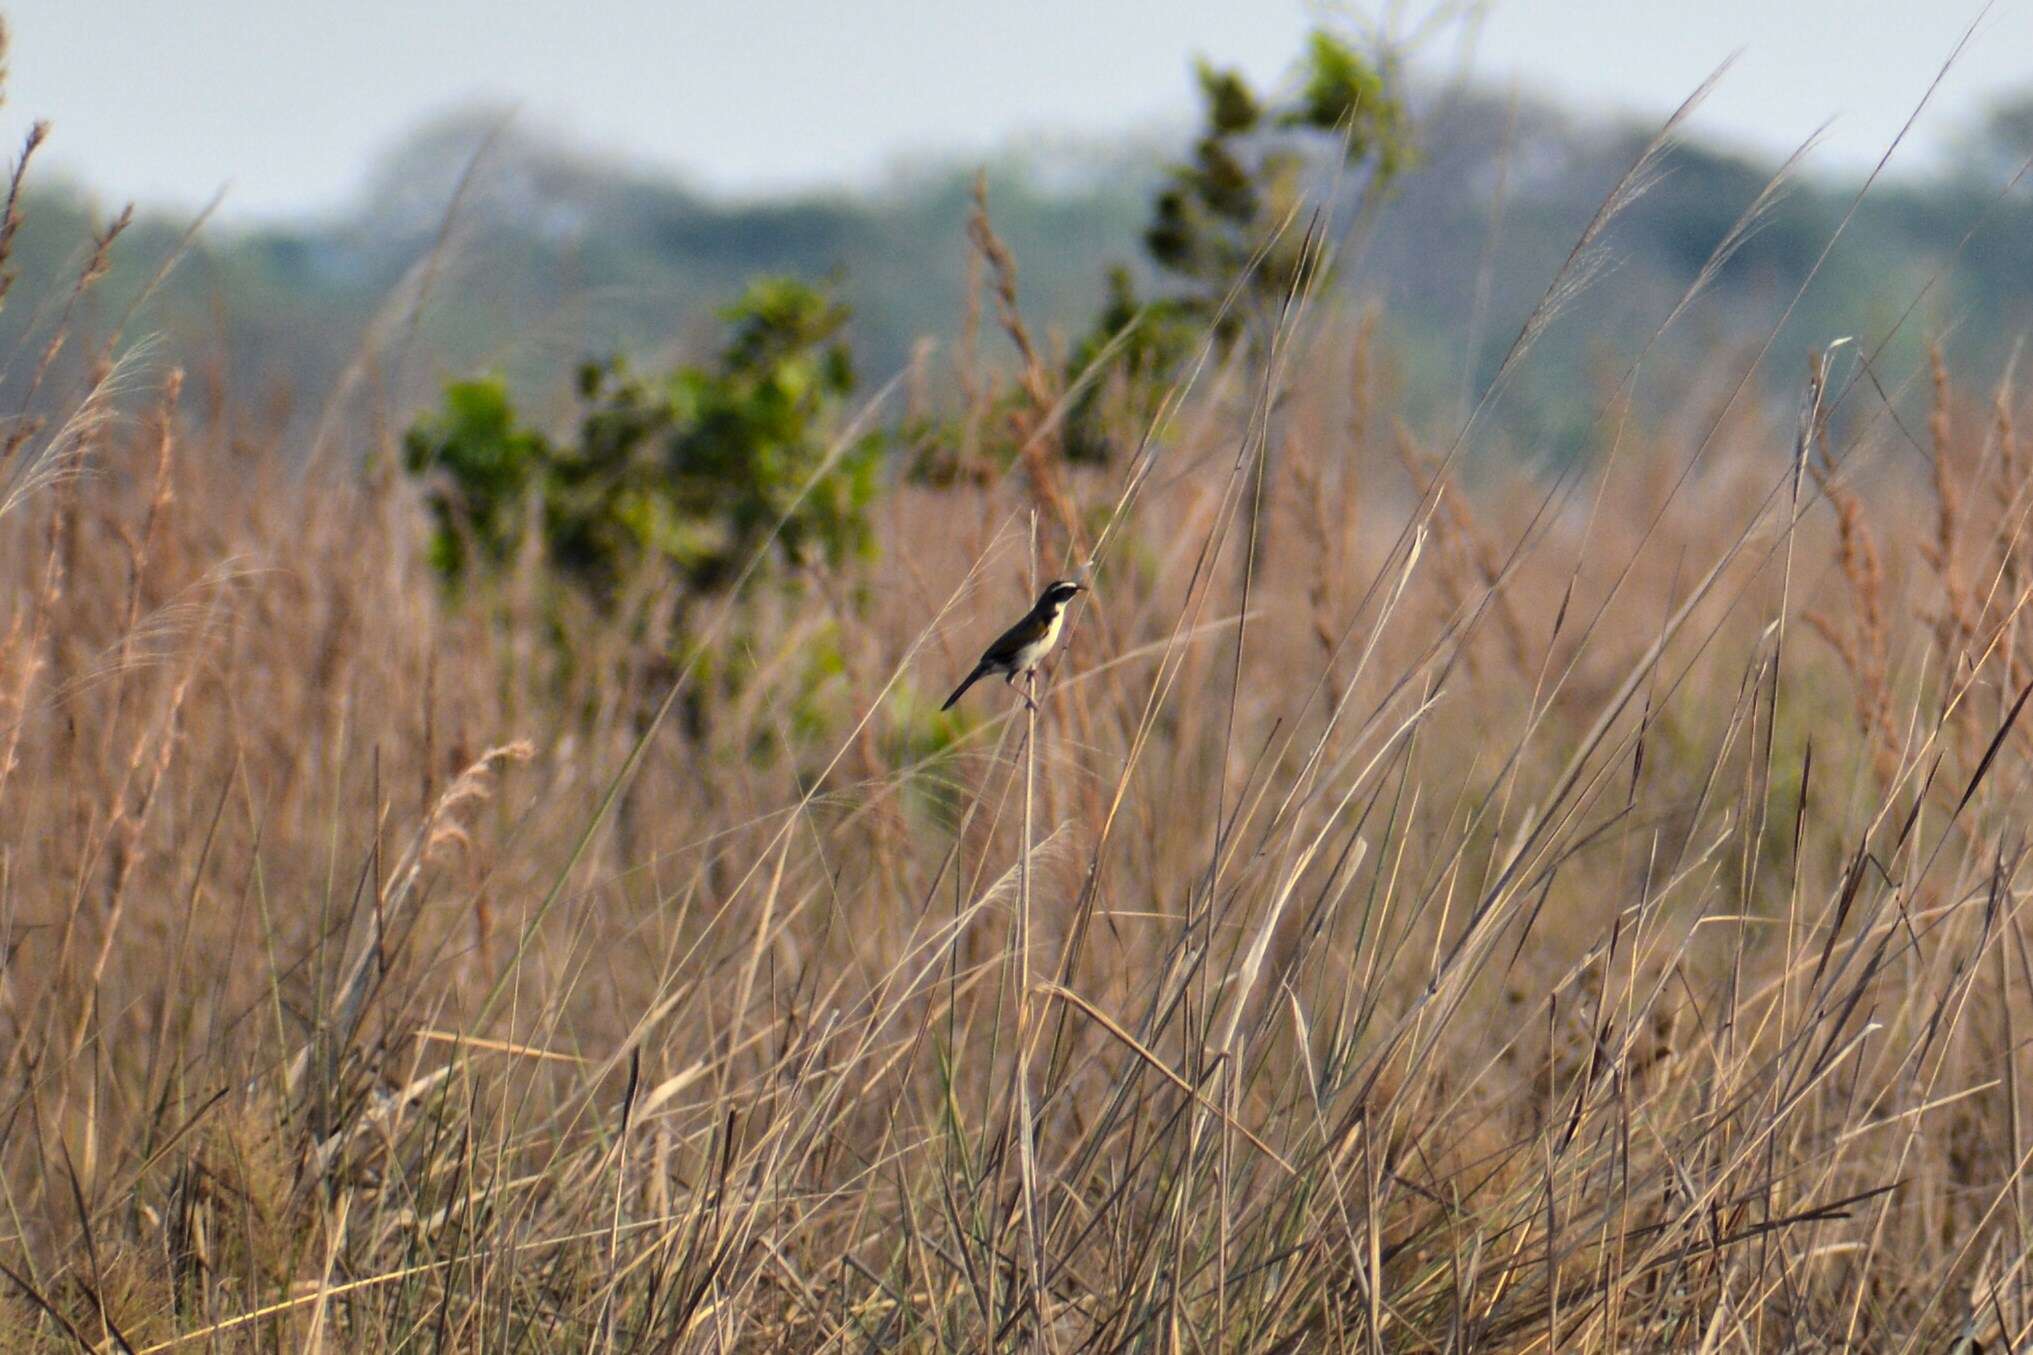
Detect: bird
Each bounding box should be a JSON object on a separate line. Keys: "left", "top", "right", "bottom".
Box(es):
{"left": 942, "top": 578, "right": 1086, "bottom": 711}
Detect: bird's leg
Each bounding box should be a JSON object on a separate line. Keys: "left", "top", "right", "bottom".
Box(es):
{"left": 1023, "top": 668, "right": 1038, "bottom": 712}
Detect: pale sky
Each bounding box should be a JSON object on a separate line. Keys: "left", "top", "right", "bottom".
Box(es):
{"left": 0, "top": 1, "right": 2025, "bottom": 221}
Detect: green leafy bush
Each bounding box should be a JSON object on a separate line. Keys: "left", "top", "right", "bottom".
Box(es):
{"left": 405, "top": 275, "right": 882, "bottom": 613}
{"left": 1065, "top": 29, "right": 1412, "bottom": 460}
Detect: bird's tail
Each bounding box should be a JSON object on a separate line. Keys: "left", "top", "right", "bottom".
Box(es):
{"left": 941, "top": 666, "right": 989, "bottom": 711}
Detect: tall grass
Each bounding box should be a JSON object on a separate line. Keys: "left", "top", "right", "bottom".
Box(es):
{"left": 4, "top": 71, "right": 2033, "bottom": 1355}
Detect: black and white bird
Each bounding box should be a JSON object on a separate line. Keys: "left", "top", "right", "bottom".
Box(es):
{"left": 941, "top": 578, "right": 1085, "bottom": 711}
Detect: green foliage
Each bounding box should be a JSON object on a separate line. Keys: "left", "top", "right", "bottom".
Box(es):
{"left": 1196, "top": 61, "right": 1263, "bottom": 138}
{"left": 1062, "top": 266, "right": 1204, "bottom": 463}
{"left": 405, "top": 376, "right": 550, "bottom": 585}
{"left": 1170, "top": 30, "right": 1410, "bottom": 306}
{"left": 404, "top": 275, "right": 882, "bottom": 614}
{"left": 1066, "top": 29, "right": 1412, "bottom": 458}
{"left": 1285, "top": 30, "right": 1411, "bottom": 176}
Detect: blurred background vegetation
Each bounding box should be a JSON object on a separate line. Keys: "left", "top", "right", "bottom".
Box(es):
{"left": 5, "top": 65, "right": 2030, "bottom": 461}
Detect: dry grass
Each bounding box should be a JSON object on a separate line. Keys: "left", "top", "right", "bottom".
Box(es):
{"left": 5, "top": 80, "right": 2033, "bottom": 1355}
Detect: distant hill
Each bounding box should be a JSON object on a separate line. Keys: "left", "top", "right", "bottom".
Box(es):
{"left": 6, "top": 87, "right": 2032, "bottom": 456}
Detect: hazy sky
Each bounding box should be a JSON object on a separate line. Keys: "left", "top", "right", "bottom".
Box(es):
{"left": 1, "top": 1, "right": 2025, "bottom": 221}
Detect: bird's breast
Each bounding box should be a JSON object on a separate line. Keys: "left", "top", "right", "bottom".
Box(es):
{"left": 1015, "top": 608, "right": 1064, "bottom": 665}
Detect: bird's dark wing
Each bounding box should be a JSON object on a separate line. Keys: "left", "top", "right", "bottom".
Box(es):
{"left": 943, "top": 600, "right": 1050, "bottom": 710}
{"left": 979, "top": 607, "right": 1049, "bottom": 665}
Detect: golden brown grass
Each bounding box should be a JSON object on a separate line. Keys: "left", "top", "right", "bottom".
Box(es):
{"left": 5, "top": 82, "right": 2033, "bottom": 1355}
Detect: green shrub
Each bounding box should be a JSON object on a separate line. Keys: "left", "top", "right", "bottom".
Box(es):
{"left": 405, "top": 275, "right": 881, "bottom": 614}
{"left": 1066, "top": 29, "right": 1412, "bottom": 460}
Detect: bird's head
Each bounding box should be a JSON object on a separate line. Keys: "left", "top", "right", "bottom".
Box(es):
{"left": 1039, "top": 579, "right": 1086, "bottom": 610}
